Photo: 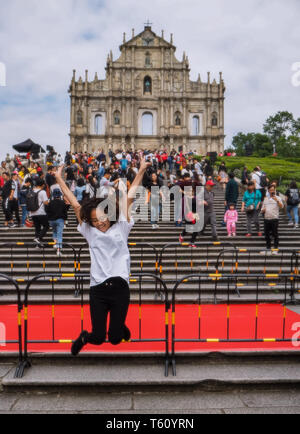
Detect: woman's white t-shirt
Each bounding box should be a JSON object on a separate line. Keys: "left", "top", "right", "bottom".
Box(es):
{"left": 78, "top": 217, "right": 134, "bottom": 287}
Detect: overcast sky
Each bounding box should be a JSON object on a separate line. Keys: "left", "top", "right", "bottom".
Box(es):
{"left": 0, "top": 0, "right": 299, "bottom": 159}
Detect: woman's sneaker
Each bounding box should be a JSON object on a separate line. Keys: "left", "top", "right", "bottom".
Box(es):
{"left": 71, "top": 331, "right": 89, "bottom": 356}
{"left": 288, "top": 222, "right": 294, "bottom": 227}
{"left": 123, "top": 325, "right": 131, "bottom": 343}
{"left": 260, "top": 250, "right": 272, "bottom": 256}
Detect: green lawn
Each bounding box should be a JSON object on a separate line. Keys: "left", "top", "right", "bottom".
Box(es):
{"left": 214, "top": 156, "right": 300, "bottom": 193}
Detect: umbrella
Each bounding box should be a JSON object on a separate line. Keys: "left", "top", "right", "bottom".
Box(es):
{"left": 13, "top": 139, "right": 45, "bottom": 154}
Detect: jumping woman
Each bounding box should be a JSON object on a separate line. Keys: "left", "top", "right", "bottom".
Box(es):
{"left": 54, "top": 158, "right": 150, "bottom": 356}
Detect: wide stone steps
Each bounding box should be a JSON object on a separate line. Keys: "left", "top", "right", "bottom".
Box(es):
{"left": 2, "top": 353, "right": 300, "bottom": 392}
{"left": 0, "top": 188, "right": 299, "bottom": 304}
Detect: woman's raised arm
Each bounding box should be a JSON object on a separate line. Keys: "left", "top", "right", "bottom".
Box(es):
{"left": 126, "top": 157, "right": 151, "bottom": 222}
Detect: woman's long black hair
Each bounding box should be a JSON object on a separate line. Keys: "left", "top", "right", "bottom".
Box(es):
{"left": 80, "top": 194, "right": 120, "bottom": 228}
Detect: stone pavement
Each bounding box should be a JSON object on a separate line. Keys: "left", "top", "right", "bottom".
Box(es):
{"left": 1, "top": 386, "right": 300, "bottom": 414}
{"left": 1, "top": 358, "right": 300, "bottom": 414}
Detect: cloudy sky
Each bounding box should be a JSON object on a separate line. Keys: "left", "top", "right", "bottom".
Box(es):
{"left": 0, "top": 0, "right": 299, "bottom": 159}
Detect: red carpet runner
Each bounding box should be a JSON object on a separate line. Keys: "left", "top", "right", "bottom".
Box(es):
{"left": 1, "top": 304, "right": 300, "bottom": 353}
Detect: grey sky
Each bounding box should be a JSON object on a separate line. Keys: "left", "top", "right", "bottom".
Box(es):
{"left": 0, "top": 0, "right": 299, "bottom": 159}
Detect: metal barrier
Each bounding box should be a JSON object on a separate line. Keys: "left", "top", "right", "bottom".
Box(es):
{"left": 76, "top": 243, "right": 161, "bottom": 299}
{"left": 215, "top": 248, "right": 295, "bottom": 277}
{"left": 22, "top": 272, "right": 170, "bottom": 377}
{"left": 0, "top": 274, "right": 24, "bottom": 378}
{"left": 158, "top": 242, "right": 237, "bottom": 284}
{"left": 169, "top": 273, "right": 299, "bottom": 376}
{"left": 290, "top": 251, "right": 300, "bottom": 304}
{"left": 0, "top": 242, "right": 77, "bottom": 284}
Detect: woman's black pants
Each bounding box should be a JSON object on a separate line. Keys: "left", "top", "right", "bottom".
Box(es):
{"left": 86, "top": 277, "right": 130, "bottom": 346}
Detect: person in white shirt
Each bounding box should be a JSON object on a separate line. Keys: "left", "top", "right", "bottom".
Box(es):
{"left": 54, "top": 157, "right": 151, "bottom": 356}
{"left": 251, "top": 169, "right": 262, "bottom": 189}
{"left": 30, "top": 178, "right": 50, "bottom": 244}
{"left": 252, "top": 167, "right": 268, "bottom": 202}
{"left": 260, "top": 185, "right": 284, "bottom": 255}
{"left": 98, "top": 171, "right": 119, "bottom": 198}
{"left": 194, "top": 161, "right": 203, "bottom": 176}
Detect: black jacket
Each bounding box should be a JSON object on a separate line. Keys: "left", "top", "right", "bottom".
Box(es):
{"left": 226, "top": 179, "right": 239, "bottom": 204}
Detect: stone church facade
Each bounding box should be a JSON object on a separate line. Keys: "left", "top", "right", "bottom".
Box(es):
{"left": 69, "top": 25, "right": 225, "bottom": 155}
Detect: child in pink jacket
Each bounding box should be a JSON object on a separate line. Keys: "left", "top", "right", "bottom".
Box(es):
{"left": 224, "top": 204, "right": 238, "bottom": 237}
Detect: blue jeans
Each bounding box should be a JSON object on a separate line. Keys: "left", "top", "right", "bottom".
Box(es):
{"left": 150, "top": 203, "right": 162, "bottom": 225}
{"left": 287, "top": 205, "right": 299, "bottom": 225}
{"left": 168, "top": 160, "right": 174, "bottom": 173}
{"left": 21, "top": 205, "right": 28, "bottom": 226}
{"left": 49, "top": 219, "right": 64, "bottom": 249}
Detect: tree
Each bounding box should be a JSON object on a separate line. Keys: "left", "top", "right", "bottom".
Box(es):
{"left": 276, "top": 136, "right": 300, "bottom": 158}
{"left": 263, "top": 111, "right": 300, "bottom": 152}
{"left": 232, "top": 132, "right": 272, "bottom": 157}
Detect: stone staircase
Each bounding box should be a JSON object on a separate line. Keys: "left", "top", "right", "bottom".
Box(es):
{"left": 1, "top": 186, "right": 300, "bottom": 412}
{"left": 0, "top": 186, "right": 299, "bottom": 304}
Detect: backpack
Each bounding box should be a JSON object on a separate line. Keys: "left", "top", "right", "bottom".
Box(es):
{"left": 290, "top": 189, "right": 300, "bottom": 206}
{"left": 26, "top": 189, "right": 42, "bottom": 212}
{"left": 260, "top": 173, "right": 268, "bottom": 188}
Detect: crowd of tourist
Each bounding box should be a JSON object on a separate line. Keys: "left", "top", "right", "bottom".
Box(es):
{"left": 0, "top": 147, "right": 299, "bottom": 257}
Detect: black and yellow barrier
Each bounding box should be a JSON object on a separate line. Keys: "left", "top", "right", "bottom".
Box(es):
{"left": 169, "top": 273, "right": 298, "bottom": 376}
{"left": 0, "top": 242, "right": 77, "bottom": 283}
{"left": 158, "top": 242, "right": 236, "bottom": 283}
{"left": 22, "top": 272, "right": 170, "bottom": 377}
{"left": 76, "top": 242, "right": 160, "bottom": 299}
{"left": 0, "top": 274, "right": 24, "bottom": 378}
{"left": 215, "top": 248, "right": 295, "bottom": 277}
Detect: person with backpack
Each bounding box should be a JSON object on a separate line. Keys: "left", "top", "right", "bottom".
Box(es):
{"left": 10, "top": 171, "right": 21, "bottom": 227}
{"left": 47, "top": 189, "right": 68, "bottom": 257}
{"left": 27, "top": 178, "right": 49, "bottom": 245}
{"left": 1, "top": 172, "right": 15, "bottom": 229}
{"left": 19, "top": 178, "right": 32, "bottom": 227}
{"left": 285, "top": 181, "right": 300, "bottom": 229}
{"left": 74, "top": 178, "right": 86, "bottom": 204}
{"left": 252, "top": 167, "right": 268, "bottom": 202}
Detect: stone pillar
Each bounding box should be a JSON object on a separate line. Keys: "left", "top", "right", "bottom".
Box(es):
{"left": 160, "top": 99, "right": 164, "bottom": 138}
{"left": 131, "top": 97, "right": 135, "bottom": 136}
{"left": 206, "top": 72, "right": 212, "bottom": 154}
{"left": 108, "top": 98, "right": 113, "bottom": 136}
